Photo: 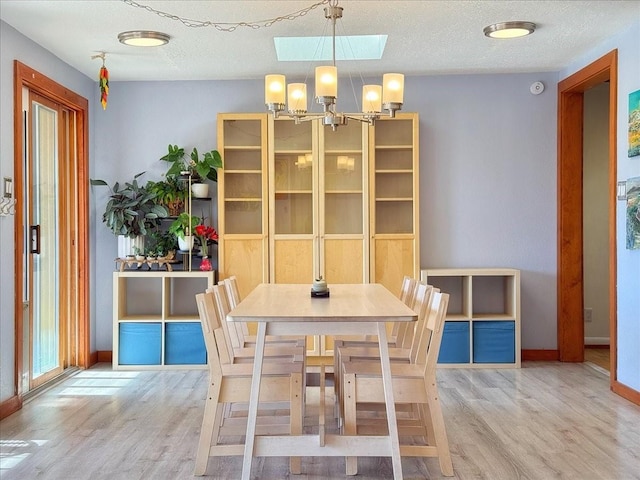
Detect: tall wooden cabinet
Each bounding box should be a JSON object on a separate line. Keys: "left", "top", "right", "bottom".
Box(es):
{"left": 217, "top": 114, "right": 269, "bottom": 300}
{"left": 218, "top": 112, "right": 419, "bottom": 357}
{"left": 369, "top": 114, "right": 420, "bottom": 297}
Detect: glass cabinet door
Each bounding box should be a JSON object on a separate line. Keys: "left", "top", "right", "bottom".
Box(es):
{"left": 222, "top": 118, "right": 265, "bottom": 235}
{"left": 271, "top": 119, "right": 315, "bottom": 284}
{"left": 321, "top": 120, "right": 367, "bottom": 284}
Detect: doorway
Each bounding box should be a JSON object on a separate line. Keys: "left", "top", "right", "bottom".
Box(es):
{"left": 557, "top": 51, "right": 617, "bottom": 386}
{"left": 12, "top": 62, "right": 90, "bottom": 406}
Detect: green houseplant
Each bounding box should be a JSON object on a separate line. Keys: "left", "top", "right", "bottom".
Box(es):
{"left": 168, "top": 212, "right": 201, "bottom": 251}
{"left": 146, "top": 176, "right": 187, "bottom": 216}
{"left": 90, "top": 172, "right": 168, "bottom": 257}
{"left": 160, "top": 144, "right": 223, "bottom": 193}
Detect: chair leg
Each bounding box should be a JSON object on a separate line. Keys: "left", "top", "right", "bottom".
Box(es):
{"left": 194, "top": 376, "right": 223, "bottom": 475}
{"left": 289, "top": 372, "right": 303, "bottom": 474}
{"left": 343, "top": 372, "right": 358, "bottom": 475}
{"left": 426, "top": 381, "right": 453, "bottom": 476}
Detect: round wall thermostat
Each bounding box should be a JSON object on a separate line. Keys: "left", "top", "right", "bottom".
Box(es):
{"left": 530, "top": 81, "right": 545, "bottom": 95}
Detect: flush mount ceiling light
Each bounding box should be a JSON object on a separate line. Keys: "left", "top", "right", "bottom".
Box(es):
{"left": 118, "top": 30, "right": 170, "bottom": 47}
{"left": 483, "top": 21, "right": 536, "bottom": 39}
{"left": 265, "top": 0, "right": 404, "bottom": 130}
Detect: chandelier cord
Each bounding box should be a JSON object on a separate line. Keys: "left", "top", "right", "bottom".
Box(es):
{"left": 120, "top": 0, "right": 331, "bottom": 31}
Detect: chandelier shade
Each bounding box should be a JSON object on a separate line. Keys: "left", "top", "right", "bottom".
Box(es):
{"left": 264, "top": 0, "right": 404, "bottom": 129}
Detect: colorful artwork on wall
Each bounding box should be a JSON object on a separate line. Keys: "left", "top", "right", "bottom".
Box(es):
{"left": 629, "top": 89, "right": 640, "bottom": 157}
{"left": 626, "top": 176, "right": 640, "bottom": 250}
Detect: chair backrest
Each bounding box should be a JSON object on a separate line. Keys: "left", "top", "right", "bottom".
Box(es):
{"left": 220, "top": 276, "right": 249, "bottom": 343}
{"left": 225, "top": 275, "right": 242, "bottom": 307}
{"left": 209, "top": 284, "right": 241, "bottom": 362}
{"left": 195, "top": 291, "right": 225, "bottom": 376}
{"left": 417, "top": 291, "right": 449, "bottom": 377}
{"left": 394, "top": 277, "right": 420, "bottom": 343}
{"left": 399, "top": 275, "right": 417, "bottom": 305}
{"left": 407, "top": 283, "right": 436, "bottom": 363}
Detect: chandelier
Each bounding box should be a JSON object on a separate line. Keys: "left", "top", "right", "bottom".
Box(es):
{"left": 264, "top": 0, "right": 404, "bottom": 130}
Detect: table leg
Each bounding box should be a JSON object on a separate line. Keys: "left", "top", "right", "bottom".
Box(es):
{"left": 241, "top": 321, "right": 267, "bottom": 480}
{"left": 377, "top": 322, "right": 403, "bottom": 480}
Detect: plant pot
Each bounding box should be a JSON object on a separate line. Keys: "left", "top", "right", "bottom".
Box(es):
{"left": 191, "top": 183, "right": 209, "bottom": 198}
{"left": 118, "top": 235, "right": 144, "bottom": 258}
{"left": 178, "top": 235, "right": 194, "bottom": 251}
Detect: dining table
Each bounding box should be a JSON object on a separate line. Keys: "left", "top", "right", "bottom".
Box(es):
{"left": 226, "top": 283, "right": 418, "bottom": 480}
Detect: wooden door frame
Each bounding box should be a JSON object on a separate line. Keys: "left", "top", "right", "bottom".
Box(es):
{"left": 557, "top": 51, "right": 617, "bottom": 377}
{"left": 6, "top": 61, "right": 90, "bottom": 417}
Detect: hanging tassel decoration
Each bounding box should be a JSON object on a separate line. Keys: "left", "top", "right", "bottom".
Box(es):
{"left": 99, "top": 64, "right": 109, "bottom": 110}
{"left": 92, "top": 52, "right": 109, "bottom": 110}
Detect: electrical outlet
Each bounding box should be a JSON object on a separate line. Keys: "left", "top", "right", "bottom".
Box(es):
{"left": 584, "top": 308, "right": 593, "bottom": 323}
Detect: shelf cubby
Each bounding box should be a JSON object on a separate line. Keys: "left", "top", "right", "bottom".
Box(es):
{"left": 421, "top": 268, "right": 521, "bottom": 368}
{"left": 113, "top": 271, "right": 215, "bottom": 370}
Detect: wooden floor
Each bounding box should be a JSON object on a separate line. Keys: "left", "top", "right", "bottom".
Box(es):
{"left": 585, "top": 346, "right": 611, "bottom": 371}
{"left": 1, "top": 362, "right": 639, "bottom": 480}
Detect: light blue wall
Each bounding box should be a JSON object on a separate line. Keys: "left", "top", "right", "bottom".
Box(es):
{"left": 561, "top": 20, "right": 640, "bottom": 391}
{"left": 92, "top": 72, "right": 559, "bottom": 352}
{"left": 0, "top": 21, "right": 96, "bottom": 401}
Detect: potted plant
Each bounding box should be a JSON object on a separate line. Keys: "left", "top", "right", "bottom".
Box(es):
{"left": 90, "top": 172, "right": 168, "bottom": 257}
{"left": 148, "top": 230, "right": 178, "bottom": 260}
{"left": 160, "top": 144, "right": 223, "bottom": 198}
{"left": 146, "top": 175, "right": 187, "bottom": 216}
{"left": 168, "top": 212, "right": 201, "bottom": 251}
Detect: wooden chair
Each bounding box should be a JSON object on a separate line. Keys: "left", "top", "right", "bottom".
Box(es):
{"left": 218, "top": 276, "right": 305, "bottom": 349}
{"left": 333, "top": 276, "right": 420, "bottom": 415}
{"left": 208, "top": 284, "right": 305, "bottom": 364}
{"left": 334, "top": 282, "right": 433, "bottom": 427}
{"left": 194, "top": 291, "right": 304, "bottom": 476}
{"left": 340, "top": 291, "right": 453, "bottom": 477}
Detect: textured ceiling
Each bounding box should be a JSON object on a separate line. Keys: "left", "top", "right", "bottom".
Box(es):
{"left": 1, "top": 0, "right": 639, "bottom": 81}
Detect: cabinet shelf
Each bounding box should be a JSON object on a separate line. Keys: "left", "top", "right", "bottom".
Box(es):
{"left": 375, "top": 197, "right": 413, "bottom": 202}
{"left": 326, "top": 190, "right": 363, "bottom": 194}
{"left": 225, "top": 197, "right": 262, "bottom": 202}
{"left": 225, "top": 169, "right": 262, "bottom": 174}
{"left": 375, "top": 169, "right": 412, "bottom": 174}
{"left": 325, "top": 149, "right": 363, "bottom": 154}
{"left": 224, "top": 145, "right": 262, "bottom": 151}
{"left": 275, "top": 190, "right": 313, "bottom": 195}
{"left": 375, "top": 145, "right": 413, "bottom": 150}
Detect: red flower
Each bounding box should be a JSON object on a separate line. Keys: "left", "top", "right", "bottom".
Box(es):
{"left": 194, "top": 224, "right": 218, "bottom": 245}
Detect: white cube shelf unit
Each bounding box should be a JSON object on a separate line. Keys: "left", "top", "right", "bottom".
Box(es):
{"left": 112, "top": 271, "right": 215, "bottom": 370}
{"left": 421, "top": 268, "right": 521, "bottom": 368}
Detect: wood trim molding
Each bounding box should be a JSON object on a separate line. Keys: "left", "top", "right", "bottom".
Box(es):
{"left": 0, "top": 395, "right": 22, "bottom": 421}
{"left": 521, "top": 350, "right": 559, "bottom": 361}
{"left": 13, "top": 60, "right": 90, "bottom": 407}
{"left": 97, "top": 351, "right": 113, "bottom": 363}
{"left": 612, "top": 380, "right": 640, "bottom": 406}
{"left": 557, "top": 50, "right": 617, "bottom": 366}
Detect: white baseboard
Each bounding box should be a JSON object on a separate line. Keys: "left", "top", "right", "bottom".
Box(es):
{"left": 585, "top": 337, "right": 610, "bottom": 346}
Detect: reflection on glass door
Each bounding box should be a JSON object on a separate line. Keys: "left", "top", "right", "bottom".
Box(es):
{"left": 28, "top": 93, "right": 63, "bottom": 388}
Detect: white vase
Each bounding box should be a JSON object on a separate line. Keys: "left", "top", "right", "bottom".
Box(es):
{"left": 178, "top": 235, "right": 194, "bottom": 251}
{"left": 118, "top": 235, "right": 144, "bottom": 258}
{"left": 191, "top": 183, "right": 209, "bottom": 198}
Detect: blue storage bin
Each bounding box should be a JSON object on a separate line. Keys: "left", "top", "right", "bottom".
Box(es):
{"left": 473, "top": 321, "right": 515, "bottom": 363}
{"left": 438, "top": 321, "right": 470, "bottom": 364}
{"left": 165, "top": 322, "right": 207, "bottom": 365}
{"left": 119, "top": 323, "right": 162, "bottom": 365}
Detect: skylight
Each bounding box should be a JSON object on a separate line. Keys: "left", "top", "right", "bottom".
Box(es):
{"left": 274, "top": 35, "right": 388, "bottom": 62}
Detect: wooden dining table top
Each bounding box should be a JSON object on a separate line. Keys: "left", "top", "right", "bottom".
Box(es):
{"left": 227, "top": 283, "right": 417, "bottom": 323}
